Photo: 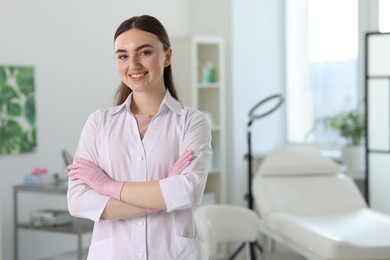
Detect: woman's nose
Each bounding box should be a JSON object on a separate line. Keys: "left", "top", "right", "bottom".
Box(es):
{"left": 128, "top": 56, "right": 141, "bottom": 69}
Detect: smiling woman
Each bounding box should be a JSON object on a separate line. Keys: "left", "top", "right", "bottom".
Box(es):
{"left": 66, "top": 15, "right": 211, "bottom": 260}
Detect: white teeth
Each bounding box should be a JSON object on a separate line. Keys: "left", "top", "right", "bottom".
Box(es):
{"left": 130, "top": 73, "right": 145, "bottom": 78}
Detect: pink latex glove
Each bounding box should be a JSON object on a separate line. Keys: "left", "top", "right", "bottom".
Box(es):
{"left": 168, "top": 150, "right": 193, "bottom": 177}
{"left": 145, "top": 150, "right": 194, "bottom": 215}
{"left": 68, "top": 157, "right": 124, "bottom": 201}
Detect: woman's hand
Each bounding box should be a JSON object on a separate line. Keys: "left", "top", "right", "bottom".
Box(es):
{"left": 143, "top": 150, "right": 194, "bottom": 214}
{"left": 68, "top": 157, "right": 124, "bottom": 201}
{"left": 168, "top": 150, "right": 193, "bottom": 177}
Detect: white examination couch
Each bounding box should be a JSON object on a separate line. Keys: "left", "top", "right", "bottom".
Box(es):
{"left": 253, "top": 149, "right": 390, "bottom": 260}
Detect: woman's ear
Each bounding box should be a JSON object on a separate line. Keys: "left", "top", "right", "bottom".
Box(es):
{"left": 164, "top": 48, "right": 172, "bottom": 67}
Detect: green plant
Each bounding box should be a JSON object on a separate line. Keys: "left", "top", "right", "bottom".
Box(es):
{"left": 326, "top": 111, "right": 364, "bottom": 145}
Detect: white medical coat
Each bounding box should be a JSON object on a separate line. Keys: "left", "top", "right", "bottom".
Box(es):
{"left": 67, "top": 91, "right": 211, "bottom": 260}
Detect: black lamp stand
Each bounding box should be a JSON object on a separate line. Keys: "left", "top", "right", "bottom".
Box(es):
{"left": 229, "top": 94, "right": 284, "bottom": 260}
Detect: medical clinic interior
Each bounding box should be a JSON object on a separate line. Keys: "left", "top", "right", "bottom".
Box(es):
{"left": 2, "top": 0, "right": 390, "bottom": 259}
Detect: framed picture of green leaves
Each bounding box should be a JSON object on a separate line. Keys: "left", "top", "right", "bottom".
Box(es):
{"left": 0, "top": 66, "right": 36, "bottom": 156}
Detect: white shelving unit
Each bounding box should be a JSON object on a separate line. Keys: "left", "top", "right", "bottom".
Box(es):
{"left": 171, "top": 36, "right": 226, "bottom": 206}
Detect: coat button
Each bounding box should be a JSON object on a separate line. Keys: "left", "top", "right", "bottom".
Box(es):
{"left": 137, "top": 156, "right": 144, "bottom": 161}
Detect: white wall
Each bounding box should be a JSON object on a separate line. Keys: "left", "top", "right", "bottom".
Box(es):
{"left": 231, "top": 0, "right": 285, "bottom": 205}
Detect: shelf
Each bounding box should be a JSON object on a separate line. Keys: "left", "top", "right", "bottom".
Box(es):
{"left": 198, "top": 82, "right": 221, "bottom": 88}
{"left": 208, "top": 168, "right": 221, "bottom": 174}
{"left": 14, "top": 184, "right": 92, "bottom": 260}
{"left": 14, "top": 183, "right": 68, "bottom": 195}
{"left": 38, "top": 249, "right": 89, "bottom": 260}
{"left": 171, "top": 35, "right": 226, "bottom": 208}
{"left": 17, "top": 219, "right": 93, "bottom": 234}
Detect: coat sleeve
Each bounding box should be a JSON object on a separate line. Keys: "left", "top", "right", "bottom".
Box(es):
{"left": 67, "top": 111, "right": 110, "bottom": 222}
{"left": 159, "top": 109, "right": 212, "bottom": 212}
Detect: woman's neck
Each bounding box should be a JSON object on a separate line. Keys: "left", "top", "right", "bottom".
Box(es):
{"left": 130, "top": 88, "right": 166, "bottom": 115}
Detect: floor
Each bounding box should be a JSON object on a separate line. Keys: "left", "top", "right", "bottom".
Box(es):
{"left": 226, "top": 243, "right": 306, "bottom": 260}
{"left": 237, "top": 251, "right": 306, "bottom": 260}
{"left": 267, "top": 252, "right": 305, "bottom": 260}
{"left": 232, "top": 252, "right": 305, "bottom": 260}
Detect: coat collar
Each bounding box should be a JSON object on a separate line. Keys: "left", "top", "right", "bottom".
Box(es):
{"left": 111, "top": 90, "right": 183, "bottom": 116}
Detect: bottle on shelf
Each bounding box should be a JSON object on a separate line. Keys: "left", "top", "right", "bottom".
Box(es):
{"left": 202, "top": 62, "right": 216, "bottom": 84}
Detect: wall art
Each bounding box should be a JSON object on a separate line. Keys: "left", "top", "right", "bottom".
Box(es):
{"left": 0, "top": 66, "right": 36, "bottom": 156}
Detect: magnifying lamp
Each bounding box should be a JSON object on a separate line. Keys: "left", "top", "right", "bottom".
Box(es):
{"left": 231, "top": 94, "right": 283, "bottom": 260}
{"left": 246, "top": 94, "right": 284, "bottom": 209}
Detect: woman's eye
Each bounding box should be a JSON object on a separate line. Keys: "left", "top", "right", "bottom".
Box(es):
{"left": 116, "top": 55, "right": 128, "bottom": 61}
{"left": 140, "top": 50, "right": 152, "bottom": 56}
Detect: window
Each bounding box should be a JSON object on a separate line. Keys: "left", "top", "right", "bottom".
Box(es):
{"left": 285, "top": 0, "right": 359, "bottom": 145}
{"left": 379, "top": 0, "right": 390, "bottom": 32}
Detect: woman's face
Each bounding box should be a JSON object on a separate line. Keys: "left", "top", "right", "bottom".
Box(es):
{"left": 114, "top": 28, "right": 172, "bottom": 94}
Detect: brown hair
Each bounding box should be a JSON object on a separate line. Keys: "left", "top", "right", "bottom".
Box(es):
{"left": 114, "top": 15, "right": 179, "bottom": 105}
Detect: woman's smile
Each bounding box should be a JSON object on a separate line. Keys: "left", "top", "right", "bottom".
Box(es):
{"left": 129, "top": 72, "right": 148, "bottom": 80}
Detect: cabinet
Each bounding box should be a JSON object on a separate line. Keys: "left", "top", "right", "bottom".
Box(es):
{"left": 171, "top": 36, "right": 226, "bottom": 206}
{"left": 13, "top": 184, "right": 93, "bottom": 260}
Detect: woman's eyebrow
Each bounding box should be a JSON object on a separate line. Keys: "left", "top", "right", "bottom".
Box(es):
{"left": 115, "top": 44, "right": 154, "bottom": 54}
{"left": 115, "top": 49, "right": 127, "bottom": 54}
{"left": 135, "top": 44, "right": 154, "bottom": 51}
